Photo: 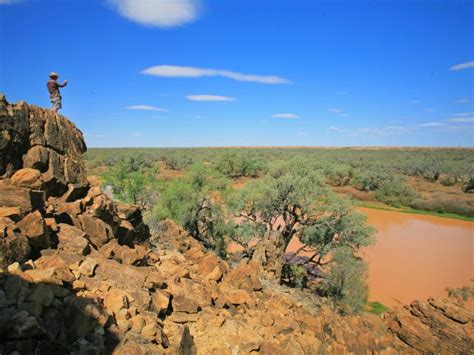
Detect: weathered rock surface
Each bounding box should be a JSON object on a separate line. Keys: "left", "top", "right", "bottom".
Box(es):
{"left": 1, "top": 94, "right": 472, "bottom": 354}
{"left": 0, "top": 94, "right": 87, "bottom": 195}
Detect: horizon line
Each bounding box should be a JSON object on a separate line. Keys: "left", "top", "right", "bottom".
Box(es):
{"left": 85, "top": 145, "right": 474, "bottom": 150}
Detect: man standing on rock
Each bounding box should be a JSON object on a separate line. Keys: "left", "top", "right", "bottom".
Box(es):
{"left": 47, "top": 72, "right": 68, "bottom": 113}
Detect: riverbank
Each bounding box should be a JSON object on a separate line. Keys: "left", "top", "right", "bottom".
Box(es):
{"left": 356, "top": 201, "right": 474, "bottom": 222}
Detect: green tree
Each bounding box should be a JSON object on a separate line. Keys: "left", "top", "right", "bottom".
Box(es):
{"left": 317, "top": 247, "right": 369, "bottom": 313}
{"left": 150, "top": 165, "right": 228, "bottom": 256}
{"left": 102, "top": 157, "right": 158, "bottom": 209}
{"left": 229, "top": 170, "right": 374, "bottom": 284}
{"left": 373, "top": 177, "right": 417, "bottom": 207}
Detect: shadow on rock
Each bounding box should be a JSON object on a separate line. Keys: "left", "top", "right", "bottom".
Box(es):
{"left": 0, "top": 271, "right": 119, "bottom": 354}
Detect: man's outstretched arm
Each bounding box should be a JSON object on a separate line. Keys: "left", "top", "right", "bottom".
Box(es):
{"left": 58, "top": 80, "right": 68, "bottom": 88}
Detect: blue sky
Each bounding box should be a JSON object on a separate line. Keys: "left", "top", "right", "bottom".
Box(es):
{"left": 1, "top": 0, "right": 473, "bottom": 147}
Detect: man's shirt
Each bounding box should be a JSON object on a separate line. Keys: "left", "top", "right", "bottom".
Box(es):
{"left": 47, "top": 79, "right": 66, "bottom": 99}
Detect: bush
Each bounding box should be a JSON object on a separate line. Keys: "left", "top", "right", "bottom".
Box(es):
{"left": 373, "top": 177, "right": 417, "bottom": 207}
{"left": 367, "top": 301, "right": 388, "bottom": 315}
{"left": 325, "top": 164, "right": 352, "bottom": 186}
{"left": 463, "top": 177, "right": 474, "bottom": 193}
{"left": 445, "top": 280, "right": 474, "bottom": 305}
{"left": 149, "top": 164, "right": 228, "bottom": 256}
{"left": 102, "top": 158, "right": 158, "bottom": 209}
{"left": 215, "top": 153, "right": 266, "bottom": 178}
{"left": 317, "top": 247, "right": 369, "bottom": 313}
{"left": 351, "top": 170, "right": 390, "bottom": 192}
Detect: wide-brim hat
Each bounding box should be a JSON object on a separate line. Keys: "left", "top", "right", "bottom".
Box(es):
{"left": 49, "top": 72, "right": 59, "bottom": 78}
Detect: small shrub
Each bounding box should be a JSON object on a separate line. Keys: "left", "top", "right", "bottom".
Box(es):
{"left": 373, "top": 177, "right": 417, "bottom": 207}
{"left": 317, "top": 248, "right": 369, "bottom": 313}
{"left": 367, "top": 301, "right": 388, "bottom": 315}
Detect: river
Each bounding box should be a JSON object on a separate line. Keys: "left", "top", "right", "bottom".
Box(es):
{"left": 360, "top": 207, "right": 474, "bottom": 308}
{"left": 233, "top": 206, "right": 474, "bottom": 308}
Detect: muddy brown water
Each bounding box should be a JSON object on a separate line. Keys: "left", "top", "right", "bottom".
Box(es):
{"left": 358, "top": 207, "right": 474, "bottom": 309}
{"left": 232, "top": 208, "right": 474, "bottom": 309}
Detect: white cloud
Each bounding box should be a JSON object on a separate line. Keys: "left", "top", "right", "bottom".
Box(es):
{"left": 410, "top": 100, "right": 421, "bottom": 104}
{"left": 327, "top": 126, "right": 342, "bottom": 132}
{"left": 125, "top": 105, "right": 168, "bottom": 112}
{"left": 297, "top": 131, "right": 309, "bottom": 137}
{"left": 0, "top": 0, "right": 22, "bottom": 4}
{"left": 186, "top": 95, "right": 235, "bottom": 101}
{"left": 108, "top": 0, "right": 200, "bottom": 27}
{"left": 442, "top": 125, "right": 474, "bottom": 132}
{"left": 453, "top": 112, "right": 473, "bottom": 117}
{"left": 450, "top": 61, "right": 474, "bottom": 71}
{"left": 337, "top": 113, "right": 351, "bottom": 118}
{"left": 417, "top": 122, "right": 446, "bottom": 128}
{"left": 454, "top": 98, "right": 471, "bottom": 104}
{"left": 328, "top": 108, "right": 344, "bottom": 113}
{"left": 272, "top": 113, "right": 299, "bottom": 119}
{"left": 423, "top": 108, "right": 436, "bottom": 112}
{"left": 448, "top": 117, "right": 474, "bottom": 123}
{"left": 131, "top": 132, "right": 142, "bottom": 137}
{"left": 141, "top": 65, "right": 290, "bottom": 84}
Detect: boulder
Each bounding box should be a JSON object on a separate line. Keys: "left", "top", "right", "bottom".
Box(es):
{"left": 0, "top": 223, "right": 31, "bottom": 269}
{"left": 56, "top": 223, "right": 91, "bottom": 255}
{"left": 0, "top": 207, "right": 21, "bottom": 221}
{"left": 92, "top": 256, "right": 147, "bottom": 290}
{"left": 16, "top": 210, "right": 51, "bottom": 249}
{"left": 0, "top": 182, "right": 45, "bottom": 215}
{"left": 23, "top": 145, "right": 49, "bottom": 172}
{"left": 11, "top": 168, "right": 42, "bottom": 189}
{"left": 79, "top": 214, "right": 114, "bottom": 249}
{"left": 34, "top": 254, "right": 75, "bottom": 284}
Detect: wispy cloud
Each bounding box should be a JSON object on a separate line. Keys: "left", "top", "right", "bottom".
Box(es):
{"left": 125, "top": 105, "right": 168, "bottom": 112}
{"left": 450, "top": 61, "right": 474, "bottom": 71}
{"left": 186, "top": 95, "right": 235, "bottom": 102}
{"left": 423, "top": 108, "right": 436, "bottom": 112}
{"left": 337, "top": 113, "right": 351, "bottom": 118}
{"left": 272, "top": 113, "right": 299, "bottom": 119}
{"left": 0, "top": 0, "right": 23, "bottom": 4}
{"left": 410, "top": 100, "right": 421, "bottom": 104}
{"left": 453, "top": 112, "right": 473, "bottom": 117}
{"left": 141, "top": 65, "right": 290, "bottom": 84}
{"left": 131, "top": 132, "right": 142, "bottom": 137}
{"left": 108, "top": 0, "right": 200, "bottom": 27}
{"left": 417, "top": 122, "right": 447, "bottom": 128}
{"left": 328, "top": 108, "right": 344, "bottom": 113}
{"left": 325, "top": 121, "right": 461, "bottom": 138}
{"left": 297, "top": 131, "right": 309, "bottom": 137}
{"left": 454, "top": 98, "right": 471, "bottom": 104}
{"left": 448, "top": 117, "right": 474, "bottom": 123}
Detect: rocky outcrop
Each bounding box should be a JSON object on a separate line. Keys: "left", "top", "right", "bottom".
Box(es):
{"left": 1, "top": 94, "right": 472, "bottom": 354}
{"left": 0, "top": 93, "right": 87, "bottom": 196}
{"left": 386, "top": 298, "right": 474, "bottom": 353}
